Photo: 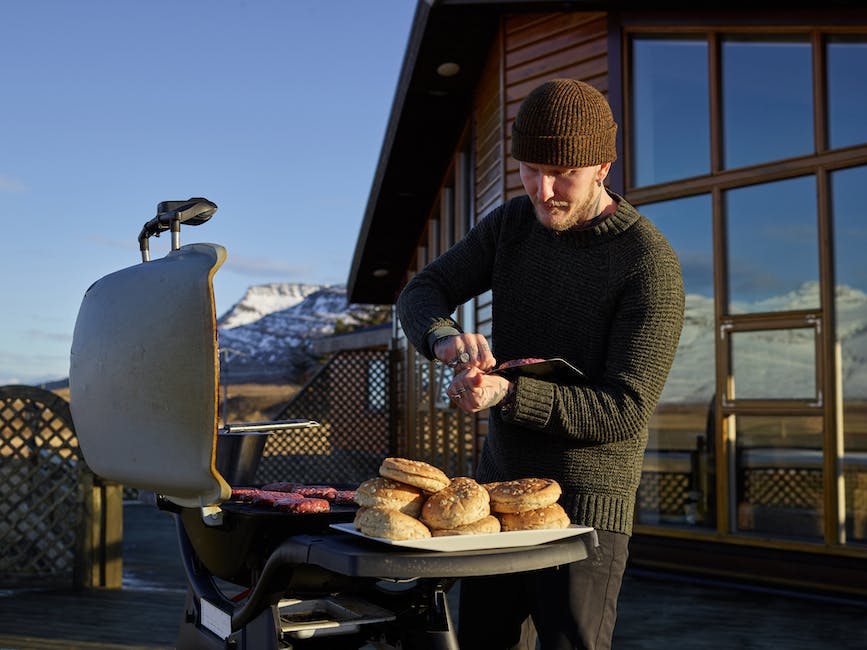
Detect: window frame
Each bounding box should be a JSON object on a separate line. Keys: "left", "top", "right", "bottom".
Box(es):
{"left": 621, "top": 16, "right": 867, "bottom": 545}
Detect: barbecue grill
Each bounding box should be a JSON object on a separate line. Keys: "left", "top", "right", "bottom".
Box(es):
{"left": 68, "top": 198, "right": 597, "bottom": 649}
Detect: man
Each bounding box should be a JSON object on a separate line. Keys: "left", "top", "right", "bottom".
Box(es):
{"left": 396, "top": 79, "right": 685, "bottom": 649}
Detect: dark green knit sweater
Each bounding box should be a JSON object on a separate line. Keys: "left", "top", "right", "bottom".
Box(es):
{"left": 396, "top": 193, "right": 685, "bottom": 535}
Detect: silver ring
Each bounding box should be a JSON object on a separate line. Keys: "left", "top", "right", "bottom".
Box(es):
{"left": 449, "top": 351, "right": 470, "bottom": 367}
{"left": 450, "top": 388, "right": 466, "bottom": 400}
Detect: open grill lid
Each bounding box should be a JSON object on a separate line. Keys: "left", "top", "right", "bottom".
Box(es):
{"left": 70, "top": 241, "right": 230, "bottom": 508}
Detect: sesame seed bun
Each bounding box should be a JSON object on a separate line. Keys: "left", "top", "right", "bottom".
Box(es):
{"left": 353, "top": 506, "right": 432, "bottom": 540}
{"left": 431, "top": 515, "right": 501, "bottom": 537}
{"left": 379, "top": 457, "right": 450, "bottom": 493}
{"left": 354, "top": 476, "right": 426, "bottom": 517}
{"left": 485, "top": 478, "right": 562, "bottom": 513}
{"left": 420, "top": 477, "right": 490, "bottom": 530}
{"left": 498, "top": 503, "right": 571, "bottom": 531}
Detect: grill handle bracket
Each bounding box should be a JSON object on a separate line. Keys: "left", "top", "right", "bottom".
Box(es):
{"left": 138, "top": 197, "right": 218, "bottom": 261}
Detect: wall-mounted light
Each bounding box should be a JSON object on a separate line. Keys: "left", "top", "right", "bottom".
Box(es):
{"left": 436, "top": 62, "right": 461, "bottom": 78}
{"left": 372, "top": 268, "right": 389, "bottom": 278}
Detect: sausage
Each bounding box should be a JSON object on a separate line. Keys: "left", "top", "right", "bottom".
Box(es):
{"left": 272, "top": 496, "right": 331, "bottom": 513}
{"left": 260, "top": 482, "right": 346, "bottom": 502}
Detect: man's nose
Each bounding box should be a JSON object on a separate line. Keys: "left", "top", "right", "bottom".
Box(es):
{"left": 536, "top": 173, "right": 556, "bottom": 202}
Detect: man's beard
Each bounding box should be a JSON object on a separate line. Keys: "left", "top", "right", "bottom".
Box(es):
{"left": 534, "top": 189, "right": 599, "bottom": 232}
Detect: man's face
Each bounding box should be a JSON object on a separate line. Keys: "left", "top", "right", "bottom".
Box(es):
{"left": 518, "top": 161, "right": 607, "bottom": 231}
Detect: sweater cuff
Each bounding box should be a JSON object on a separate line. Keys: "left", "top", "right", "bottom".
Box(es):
{"left": 506, "top": 376, "right": 553, "bottom": 428}
{"left": 425, "top": 325, "right": 463, "bottom": 360}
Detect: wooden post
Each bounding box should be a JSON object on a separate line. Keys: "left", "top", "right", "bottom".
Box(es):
{"left": 75, "top": 471, "right": 123, "bottom": 589}
{"left": 853, "top": 473, "right": 867, "bottom": 540}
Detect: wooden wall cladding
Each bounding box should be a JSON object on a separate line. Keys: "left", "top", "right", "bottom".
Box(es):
{"left": 503, "top": 12, "right": 610, "bottom": 198}
{"left": 473, "top": 28, "right": 505, "bottom": 225}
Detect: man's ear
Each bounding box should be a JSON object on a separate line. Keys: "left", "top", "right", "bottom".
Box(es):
{"left": 597, "top": 162, "right": 612, "bottom": 184}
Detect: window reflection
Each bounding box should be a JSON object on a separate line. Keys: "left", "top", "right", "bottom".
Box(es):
{"left": 642, "top": 194, "right": 715, "bottom": 404}
{"left": 631, "top": 37, "right": 710, "bottom": 186}
{"left": 625, "top": 28, "right": 867, "bottom": 546}
{"left": 724, "top": 176, "right": 819, "bottom": 313}
{"left": 722, "top": 37, "right": 813, "bottom": 169}
{"left": 831, "top": 165, "right": 867, "bottom": 545}
{"left": 735, "top": 415, "right": 823, "bottom": 540}
{"left": 831, "top": 166, "right": 867, "bottom": 293}
{"left": 641, "top": 195, "right": 715, "bottom": 529}
{"left": 827, "top": 37, "right": 867, "bottom": 150}
{"left": 729, "top": 327, "right": 817, "bottom": 401}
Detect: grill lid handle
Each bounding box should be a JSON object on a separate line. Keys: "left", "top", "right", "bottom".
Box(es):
{"left": 138, "top": 197, "right": 218, "bottom": 261}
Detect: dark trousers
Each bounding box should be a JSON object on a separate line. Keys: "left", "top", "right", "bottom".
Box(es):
{"left": 457, "top": 530, "right": 629, "bottom": 650}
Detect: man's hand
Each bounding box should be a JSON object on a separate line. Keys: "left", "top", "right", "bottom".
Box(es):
{"left": 433, "top": 333, "right": 496, "bottom": 371}
{"left": 447, "top": 366, "right": 512, "bottom": 413}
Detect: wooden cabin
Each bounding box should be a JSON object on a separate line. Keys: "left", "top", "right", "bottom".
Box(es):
{"left": 348, "top": 1, "right": 867, "bottom": 598}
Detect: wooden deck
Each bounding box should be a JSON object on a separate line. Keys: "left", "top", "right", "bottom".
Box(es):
{"left": 0, "top": 587, "right": 184, "bottom": 649}
{"left": 0, "top": 503, "right": 185, "bottom": 650}
{"left": 1, "top": 501, "right": 866, "bottom": 649}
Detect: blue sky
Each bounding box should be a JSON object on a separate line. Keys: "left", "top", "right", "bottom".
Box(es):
{"left": 0, "top": 0, "right": 416, "bottom": 385}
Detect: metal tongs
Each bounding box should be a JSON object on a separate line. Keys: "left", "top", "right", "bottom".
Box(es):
{"left": 138, "top": 197, "right": 218, "bottom": 262}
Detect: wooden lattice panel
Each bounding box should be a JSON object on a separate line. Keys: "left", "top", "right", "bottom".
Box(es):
{"left": 0, "top": 385, "right": 83, "bottom": 586}
{"left": 742, "top": 467, "right": 824, "bottom": 509}
{"left": 404, "top": 352, "right": 476, "bottom": 478}
{"left": 258, "top": 350, "right": 391, "bottom": 486}
{"left": 637, "top": 471, "right": 691, "bottom": 517}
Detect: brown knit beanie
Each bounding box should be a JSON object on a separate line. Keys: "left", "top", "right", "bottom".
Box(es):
{"left": 511, "top": 79, "right": 617, "bottom": 167}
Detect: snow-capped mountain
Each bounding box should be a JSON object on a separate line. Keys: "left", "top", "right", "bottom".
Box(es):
{"left": 217, "top": 284, "right": 389, "bottom": 383}
{"left": 218, "top": 283, "right": 327, "bottom": 330}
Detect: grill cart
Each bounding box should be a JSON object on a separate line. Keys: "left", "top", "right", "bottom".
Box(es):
{"left": 69, "top": 199, "right": 597, "bottom": 649}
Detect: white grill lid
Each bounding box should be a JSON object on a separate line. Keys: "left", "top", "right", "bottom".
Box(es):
{"left": 70, "top": 242, "right": 230, "bottom": 508}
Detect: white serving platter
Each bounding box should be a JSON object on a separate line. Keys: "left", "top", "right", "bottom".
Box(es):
{"left": 329, "top": 522, "right": 594, "bottom": 552}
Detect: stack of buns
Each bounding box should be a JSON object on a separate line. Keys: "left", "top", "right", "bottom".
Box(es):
{"left": 421, "top": 476, "right": 500, "bottom": 537}
{"left": 353, "top": 457, "right": 571, "bottom": 541}
{"left": 485, "top": 478, "right": 570, "bottom": 531}
{"left": 354, "top": 469, "right": 432, "bottom": 540}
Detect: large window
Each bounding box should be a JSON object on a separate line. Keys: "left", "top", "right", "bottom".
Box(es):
{"left": 642, "top": 195, "right": 715, "bottom": 528}
{"left": 628, "top": 26, "right": 867, "bottom": 545}
{"left": 827, "top": 37, "right": 867, "bottom": 149}
{"left": 632, "top": 37, "right": 710, "bottom": 186}
{"left": 721, "top": 37, "right": 813, "bottom": 169}
{"left": 724, "top": 176, "right": 819, "bottom": 313}
{"left": 734, "top": 414, "right": 824, "bottom": 541}
{"left": 831, "top": 164, "right": 867, "bottom": 544}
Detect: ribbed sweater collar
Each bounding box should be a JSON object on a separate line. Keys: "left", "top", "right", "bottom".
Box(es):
{"left": 547, "top": 190, "right": 639, "bottom": 246}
